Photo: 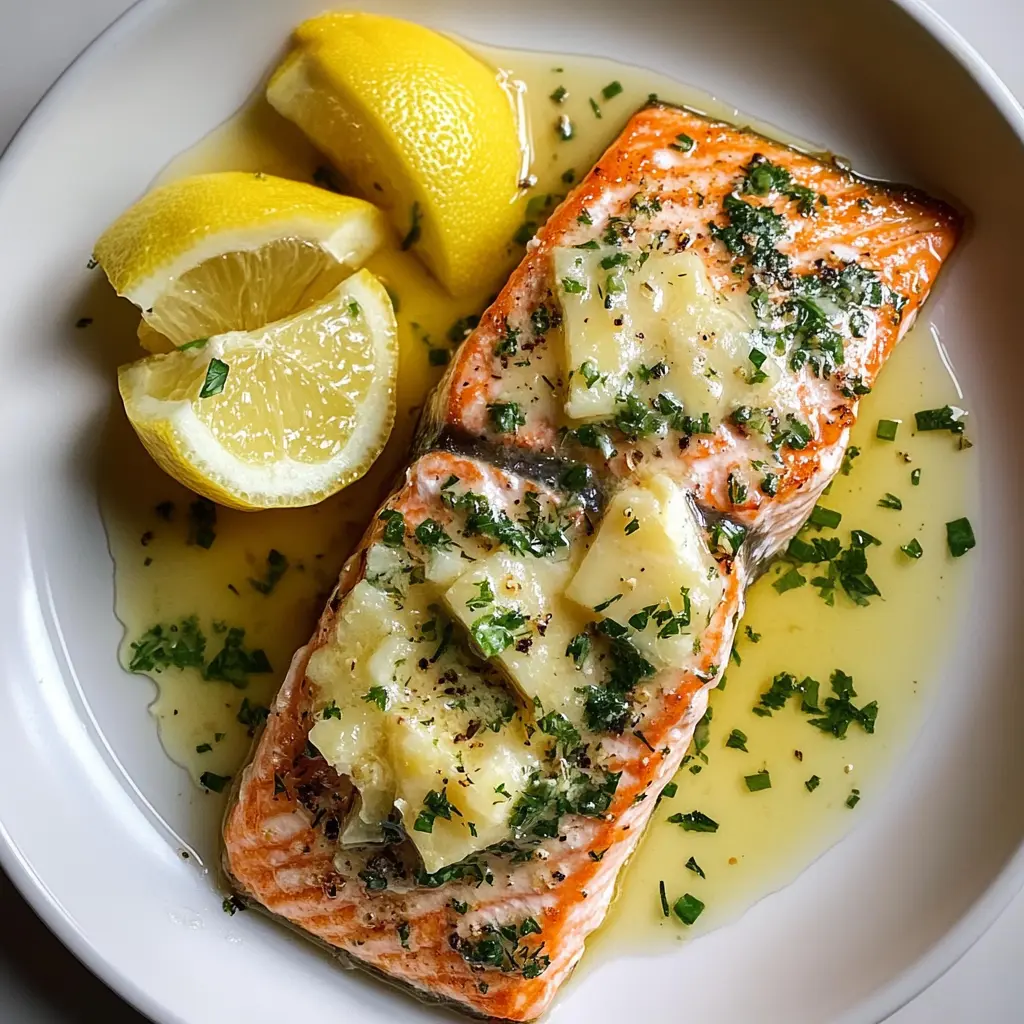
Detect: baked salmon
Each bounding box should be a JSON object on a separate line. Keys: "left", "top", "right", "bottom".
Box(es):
{"left": 223, "top": 101, "right": 960, "bottom": 1021}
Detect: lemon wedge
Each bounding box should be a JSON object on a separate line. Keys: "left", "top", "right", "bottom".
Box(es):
{"left": 94, "top": 171, "right": 388, "bottom": 351}
{"left": 267, "top": 12, "right": 525, "bottom": 296}
{"left": 118, "top": 269, "right": 397, "bottom": 510}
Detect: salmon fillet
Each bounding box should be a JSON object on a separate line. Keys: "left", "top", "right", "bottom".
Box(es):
{"left": 223, "top": 102, "right": 960, "bottom": 1021}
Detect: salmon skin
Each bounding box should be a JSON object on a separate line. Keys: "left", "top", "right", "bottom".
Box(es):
{"left": 224, "top": 101, "right": 960, "bottom": 1021}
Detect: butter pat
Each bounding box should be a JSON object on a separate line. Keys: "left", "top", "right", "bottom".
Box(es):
{"left": 444, "top": 552, "right": 591, "bottom": 718}
{"left": 565, "top": 472, "right": 723, "bottom": 666}
{"left": 554, "top": 246, "right": 787, "bottom": 427}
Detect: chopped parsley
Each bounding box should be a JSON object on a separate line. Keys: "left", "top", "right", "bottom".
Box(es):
{"left": 565, "top": 631, "right": 591, "bottom": 666}
{"left": 237, "top": 697, "right": 269, "bottom": 733}
{"left": 786, "top": 531, "right": 880, "bottom": 607}
{"left": 670, "top": 133, "right": 695, "bottom": 153}
{"left": 685, "top": 856, "right": 705, "bottom": 878}
{"left": 378, "top": 508, "right": 407, "bottom": 547}
{"left": 668, "top": 810, "right": 719, "bottom": 833}
{"left": 773, "top": 567, "right": 806, "bottom": 594}
{"left": 414, "top": 787, "right": 461, "bottom": 833}
{"left": 672, "top": 893, "right": 705, "bottom": 925}
{"left": 900, "top": 538, "right": 923, "bottom": 559}
{"left": 725, "top": 728, "right": 748, "bottom": 752}
{"left": 471, "top": 608, "right": 528, "bottom": 657}
{"left": 187, "top": 498, "right": 217, "bottom": 549}
{"left": 249, "top": 549, "right": 289, "bottom": 595}
{"left": 362, "top": 686, "right": 390, "bottom": 711}
{"left": 601, "top": 80, "right": 624, "bottom": 100}
{"left": 199, "top": 771, "right": 230, "bottom": 793}
{"left": 495, "top": 320, "right": 520, "bottom": 356}
{"left": 805, "top": 775, "right": 821, "bottom": 792}
{"left": 222, "top": 895, "right": 246, "bottom": 915}
{"left": 414, "top": 518, "right": 453, "bottom": 550}
{"left": 946, "top": 517, "right": 975, "bottom": 557}
{"left": 878, "top": 492, "right": 902, "bottom": 510}
{"left": 401, "top": 201, "right": 422, "bottom": 250}
{"left": 536, "top": 710, "right": 582, "bottom": 755}
{"left": 465, "top": 579, "right": 495, "bottom": 611}
{"left": 740, "top": 155, "right": 818, "bottom": 215}
{"left": 454, "top": 918, "right": 550, "bottom": 978}
{"left": 841, "top": 445, "right": 862, "bottom": 476}
{"left": 846, "top": 789, "right": 862, "bottom": 809}
{"left": 744, "top": 769, "right": 772, "bottom": 792}
{"left": 915, "top": 405, "right": 967, "bottom": 433}
{"left": 448, "top": 314, "right": 481, "bottom": 344}
{"left": 808, "top": 505, "right": 842, "bottom": 529}
{"left": 876, "top": 419, "right": 900, "bottom": 441}
{"left": 709, "top": 191, "right": 790, "bottom": 284}
{"left": 806, "top": 669, "right": 878, "bottom": 738}
{"left": 129, "top": 616, "right": 206, "bottom": 673}
{"left": 204, "top": 627, "right": 272, "bottom": 687}
{"left": 582, "top": 620, "right": 656, "bottom": 733}
{"left": 199, "top": 358, "right": 229, "bottom": 398}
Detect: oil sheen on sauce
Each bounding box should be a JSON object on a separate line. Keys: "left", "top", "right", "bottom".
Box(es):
{"left": 98, "top": 43, "right": 977, "bottom": 956}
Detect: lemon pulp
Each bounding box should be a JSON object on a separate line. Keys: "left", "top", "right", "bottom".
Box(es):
{"left": 119, "top": 269, "right": 398, "bottom": 509}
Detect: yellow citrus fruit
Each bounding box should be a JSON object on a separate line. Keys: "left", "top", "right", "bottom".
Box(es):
{"left": 94, "top": 171, "right": 388, "bottom": 351}
{"left": 118, "top": 269, "right": 397, "bottom": 510}
{"left": 267, "top": 12, "right": 524, "bottom": 296}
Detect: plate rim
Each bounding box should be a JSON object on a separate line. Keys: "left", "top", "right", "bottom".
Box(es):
{"left": 0, "top": 2, "right": 1022, "bottom": 1022}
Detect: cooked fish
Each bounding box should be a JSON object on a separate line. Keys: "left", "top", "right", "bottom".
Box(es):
{"left": 223, "top": 101, "right": 960, "bottom": 1021}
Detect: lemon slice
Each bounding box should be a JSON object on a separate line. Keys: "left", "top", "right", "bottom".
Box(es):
{"left": 118, "top": 269, "right": 397, "bottom": 509}
{"left": 94, "top": 171, "right": 388, "bottom": 351}
{"left": 267, "top": 12, "right": 525, "bottom": 296}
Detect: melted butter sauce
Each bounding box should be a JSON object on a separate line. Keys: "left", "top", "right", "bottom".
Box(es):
{"left": 98, "top": 41, "right": 975, "bottom": 957}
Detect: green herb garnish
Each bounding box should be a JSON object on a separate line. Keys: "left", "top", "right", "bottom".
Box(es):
{"left": 488, "top": 401, "right": 526, "bottom": 434}
{"left": 200, "top": 771, "right": 230, "bottom": 793}
{"left": 362, "top": 686, "right": 390, "bottom": 711}
{"left": 378, "top": 508, "right": 407, "bottom": 547}
{"left": 900, "top": 538, "right": 923, "bottom": 559}
{"left": 129, "top": 616, "right": 206, "bottom": 673}
{"left": 673, "top": 893, "right": 705, "bottom": 925}
{"left": 414, "top": 518, "right": 453, "bottom": 550}
{"left": 249, "top": 549, "right": 289, "bottom": 595}
{"left": 725, "top": 728, "right": 748, "bottom": 751}
{"left": 199, "top": 358, "right": 229, "bottom": 398}
{"left": 946, "top": 517, "right": 975, "bottom": 557}
{"left": 401, "top": 201, "right": 422, "bottom": 249}
{"left": 668, "top": 810, "right": 719, "bottom": 833}
{"left": 471, "top": 608, "right": 528, "bottom": 657}
{"left": 915, "top": 405, "right": 966, "bottom": 433}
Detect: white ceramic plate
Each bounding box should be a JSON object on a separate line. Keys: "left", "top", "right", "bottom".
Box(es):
{"left": 2, "top": 1, "right": 1023, "bottom": 1021}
